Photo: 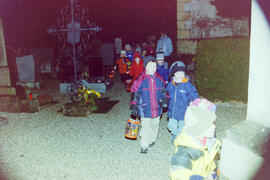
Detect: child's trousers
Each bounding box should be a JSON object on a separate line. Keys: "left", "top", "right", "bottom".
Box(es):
{"left": 140, "top": 116, "right": 160, "bottom": 148}
{"left": 168, "top": 118, "right": 185, "bottom": 141}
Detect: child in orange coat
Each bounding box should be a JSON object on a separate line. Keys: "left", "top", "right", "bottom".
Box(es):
{"left": 115, "top": 50, "right": 130, "bottom": 83}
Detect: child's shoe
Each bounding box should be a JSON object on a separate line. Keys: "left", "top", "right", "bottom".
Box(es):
{"left": 140, "top": 147, "right": 149, "bottom": 154}
{"left": 149, "top": 142, "right": 155, "bottom": 147}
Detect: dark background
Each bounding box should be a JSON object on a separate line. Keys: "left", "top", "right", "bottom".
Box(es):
{"left": 0, "top": 0, "right": 177, "bottom": 49}
{"left": 0, "top": 0, "right": 269, "bottom": 51}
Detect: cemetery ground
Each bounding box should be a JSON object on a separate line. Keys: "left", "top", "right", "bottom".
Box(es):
{"left": 0, "top": 74, "right": 247, "bottom": 180}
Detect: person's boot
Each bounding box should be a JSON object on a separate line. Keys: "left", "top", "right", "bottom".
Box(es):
{"left": 140, "top": 147, "right": 149, "bottom": 154}
{"left": 149, "top": 142, "right": 155, "bottom": 147}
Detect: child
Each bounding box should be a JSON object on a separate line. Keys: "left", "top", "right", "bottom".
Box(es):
{"left": 141, "top": 49, "right": 147, "bottom": 60}
{"left": 170, "top": 103, "right": 219, "bottom": 180}
{"left": 125, "top": 44, "right": 134, "bottom": 64}
{"left": 129, "top": 52, "right": 144, "bottom": 84}
{"left": 156, "top": 53, "right": 170, "bottom": 83}
{"left": 166, "top": 61, "right": 199, "bottom": 142}
{"left": 130, "top": 56, "right": 168, "bottom": 154}
{"left": 115, "top": 50, "right": 130, "bottom": 83}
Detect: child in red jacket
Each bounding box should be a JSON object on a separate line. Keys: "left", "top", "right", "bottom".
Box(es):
{"left": 129, "top": 52, "right": 144, "bottom": 84}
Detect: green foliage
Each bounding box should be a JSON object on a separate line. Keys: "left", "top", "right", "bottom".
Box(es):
{"left": 194, "top": 37, "right": 250, "bottom": 102}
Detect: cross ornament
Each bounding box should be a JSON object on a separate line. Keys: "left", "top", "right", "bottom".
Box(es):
{"left": 48, "top": 0, "right": 102, "bottom": 82}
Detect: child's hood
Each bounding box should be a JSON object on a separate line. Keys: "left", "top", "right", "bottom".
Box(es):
{"left": 172, "top": 75, "right": 189, "bottom": 85}
{"left": 131, "top": 59, "right": 144, "bottom": 67}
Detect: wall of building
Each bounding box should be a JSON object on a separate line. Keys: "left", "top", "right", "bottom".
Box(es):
{"left": 177, "top": 0, "right": 249, "bottom": 55}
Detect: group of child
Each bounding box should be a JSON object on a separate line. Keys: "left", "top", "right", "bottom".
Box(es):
{"left": 114, "top": 43, "right": 219, "bottom": 179}
{"left": 114, "top": 42, "right": 214, "bottom": 151}
{"left": 127, "top": 53, "right": 219, "bottom": 180}
{"left": 114, "top": 44, "right": 198, "bottom": 154}
{"left": 129, "top": 54, "right": 199, "bottom": 154}
{"left": 115, "top": 43, "right": 170, "bottom": 91}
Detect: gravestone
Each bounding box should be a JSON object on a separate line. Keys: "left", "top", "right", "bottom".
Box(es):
{"left": 29, "top": 48, "right": 54, "bottom": 79}
{"left": 16, "top": 55, "right": 35, "bottom": 82}
{"left": 59, "top": 80, "right": 106, "bottom": 94}
{"left": 101, "top": 43, "right": 114, "bottom": 78}
{"left": 114, "top": 37, "right": 122, "bottom": 56}
{"left": 101, "top": 43, "right": 114, "bottom": 66}
{"left": 220, "top": 1, "right": 270, "bottom": 179}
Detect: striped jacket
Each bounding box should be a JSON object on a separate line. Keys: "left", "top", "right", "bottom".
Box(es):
{"left": 130, "top": 70, "right": 166, "bottom": 118}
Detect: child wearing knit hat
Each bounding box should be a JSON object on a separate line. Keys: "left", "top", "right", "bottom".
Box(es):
{"left": 156, "top": 52, "right": 170, "bottom": 83}
{"left": 166, "top": 61, "right": 199, "bottom": 142}
{"left": 115, "top": 50, "right": 130, "bottom": 83}
{"left": 130, "top": 55, "right": 169, "bottom": 154}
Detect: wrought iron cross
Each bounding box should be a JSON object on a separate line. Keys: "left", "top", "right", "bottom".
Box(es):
{"left": 48, "top": 0, "right": 102, "bottom": 82}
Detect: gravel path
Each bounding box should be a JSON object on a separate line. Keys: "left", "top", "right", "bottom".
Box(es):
{"left": 0, "top": 76, "right": 247, "bottom": 180}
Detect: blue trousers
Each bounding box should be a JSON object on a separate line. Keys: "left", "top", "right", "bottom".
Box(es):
{"left": 168, "top": 118, "right": 184, "bottom": 141}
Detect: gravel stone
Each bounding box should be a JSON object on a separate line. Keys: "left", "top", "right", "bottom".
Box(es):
{"left": 0, "top": 76, "right": 247, "bottom": 180}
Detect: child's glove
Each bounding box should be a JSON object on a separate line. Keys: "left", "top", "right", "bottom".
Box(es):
{"left": 130, "top": 104, "right": 138, "bottom": 116}
{"left": 162, "top": 98, "right": 169, "bottom": 108}
{"left": 158, "top": 100, "right": 164, "bottom": 108}
{"left": 130, "top": 92, "right": 139, "bottom": 116}
{"left": 160, "top": 88, "right": 169, "bottom": 108}
{"left": 159, "top": 99, "right": 168, "bottom": 108}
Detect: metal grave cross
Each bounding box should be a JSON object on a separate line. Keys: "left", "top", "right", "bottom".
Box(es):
{"left": 48, "top": 0, "right": 102, "bottom": 82}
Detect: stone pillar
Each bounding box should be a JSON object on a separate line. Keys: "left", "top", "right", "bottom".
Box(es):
{"left": 176, "top": 0, "right": 195, "bottom": 55}
{"left": 0, "top": 18, "right": 16, "bottom": 96}
{"left": 220, "top": 1, "right": 270, "bottom": 179}
{"left": 0, "top": 18, "right": 20, "bottom": 112}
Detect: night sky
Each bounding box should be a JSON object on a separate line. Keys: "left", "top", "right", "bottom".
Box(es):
{"left": 0, "top": 0, "right": 268, "bottom": 51}
{"left": 0, "top": 0, "right": 177, "bottom": 49}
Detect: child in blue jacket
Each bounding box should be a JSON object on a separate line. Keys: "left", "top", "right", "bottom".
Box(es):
{"left": 130, "top": 56, "right": 169, "bottom": 154}
{"left": 156, "top": 53, "right": 170, "bottom": 83}
{"left": 166, "top": 61, "right": 199, "bottom": 142}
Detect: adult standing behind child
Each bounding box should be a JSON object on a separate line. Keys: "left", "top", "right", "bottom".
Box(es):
{"left": 156, "top": 52, "right": 170, "bottom": 83}
{"left": 128, "top": 52, "right": 144, "bottom": 84}
{"left": 156, "top": 31, "right": 173, "bottom": 62}
{"left": 166, "top": 61, "right": 199, "bottom": 142}
{"left": 130, "top": 56, "right": 169, "bottom": 154}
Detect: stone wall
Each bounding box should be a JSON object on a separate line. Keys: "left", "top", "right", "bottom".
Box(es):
{"left": 176, "top": 0, "right": 249, "bottom": 55}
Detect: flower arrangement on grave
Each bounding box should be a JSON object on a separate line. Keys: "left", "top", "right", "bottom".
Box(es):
{"left": 67, "top": 72, "right": 101, "bottom": 111}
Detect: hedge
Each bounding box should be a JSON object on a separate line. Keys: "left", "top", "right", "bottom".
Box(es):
{"left": 194, "top": 37, "right": 250, "bottom": 103}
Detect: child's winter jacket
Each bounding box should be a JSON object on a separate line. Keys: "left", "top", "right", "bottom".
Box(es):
{"left": 157, "top": 62, "right": 170, "bottom": 82}
{"left": 116, "top": 57, "right": 129, "bottom": 75}
{"left": 129, "top": 59, "right": 144, "bottom": 83}
{"left": 130, "top": 70, "right": 167, "bottom": 118}
{"left": 166, "top": 76, "right": 199, "bottom": 120}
